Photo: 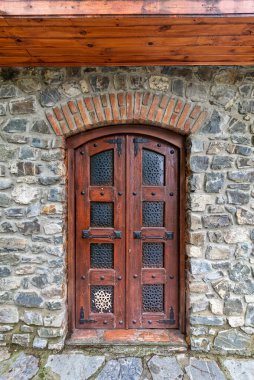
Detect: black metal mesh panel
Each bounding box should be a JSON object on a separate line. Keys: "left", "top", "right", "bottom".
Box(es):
{"left": 142, "top": 243, "right": 164, "bottom": 268}
{"left": 142, "top": 149, "right": 165, "bottom": 186}
{"left": 142, "top": 202, "right": 164, "bottom": 227}
{"left": 91, "top": 243, "right": 114, "bottom": 268}
{"left": 90, "top": 202, "right": 114, "bottom": 227}
{"left": 142, "top": 285, "right": 164, "bottom": 312}
{"left": 91, "top": 285, "right": 114, "bottom": 313}
{"left": 90, "top": 150, "right": 114, "bottom": 186}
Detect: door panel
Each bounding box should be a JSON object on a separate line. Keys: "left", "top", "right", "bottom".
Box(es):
{"left": 75, "top": 133, "right": 179, "bottom": 329}
{"left": 75, "top": 136, "right": 126, "bottom": 329}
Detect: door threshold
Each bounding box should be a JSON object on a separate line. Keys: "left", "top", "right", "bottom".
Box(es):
{"left": 66, "top": 329, "right": 187, "bottom": 349}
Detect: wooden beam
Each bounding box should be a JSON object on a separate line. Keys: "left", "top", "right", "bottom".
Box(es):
{"left": 1, "top": 1, "right": 254, "bottom": 17}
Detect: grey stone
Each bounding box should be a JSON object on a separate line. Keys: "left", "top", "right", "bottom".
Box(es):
{"left": 185, "top": 358, "right": 225, "bottom": 380}
{"left": 43, "top": 69, "right": 65, "bottom": 84}
{"left": 3, "top": 119, "right": 27, "bottom": 133}
{"left": 211, "top": 85, "right": 236, "bottom": 107}
{"left": 0, "top": 306, "right": 18, "bottom": 323}
{"left": 48, "top": 188, "right": 64, "bottom": 202}
{"left": 228, "top": 170, "right": 254, "bottom": 183}
{"left": 172, "top": 78, "right": 185, "bottom": 96}
{"left": 231, "top": 135, "right": 251, "bottom": 145}
{"left": 227, "top": 144, "right": 252, "bottom": 156}
{"left": 32, "top": 337, "right": 47, "bottom": 349}
{"left": 5, "top": 208, "right": 25, "bottom": 218}
{"left": 31, "top": 274, "right": 48, "bottom": 289}
{"left": 148, "top": 356, "right": 183, "bottom": 380}
{"left": 228, "top": 120, "right": 247, "bottom": 133}
{"left": 31, "top": 120, "right": 51, "bottom": 134}
{"left": 239, "top": 99, "right": 254, "bottom": 114}
{"left": 0, "top": 194, "right": 11, "bottom": 208}
{"left": 16, "top": 219, "right": 40, "bottom": 235}
{"left": 224, "top": 299, "right": 243, "bottom": 315}
{"left": 22, "top": 311, "right": 43, "bottom": 326}
{"left": 190, "top": 156, "right": 209, "bottom": 172}
{"left": 41, "top": 150, "right": 64, "bottom": 161}
{"left": 201, "top": 110, "right": 224, "bottom": 134}
{"left": 214, "top": 329, "right": 251, "bottom": 353}
{"left": 17, "top": 78, "right": 41, "bottom": 93}
{"left": 0, "top": 253, "right": 20, "bottom": 266}
{"left": 206, "top": 245, "right": 231, "bottom": 260}
{"left": 237, "top": 157, "right": 254, "bottom": 168}
{"left": 0, "top": 179, "right": 12, "bottom": 190}
{"left": 203, "top": 215, "right": 232, "bottom": 229}
{"left": 236, "top": 208, "right": 254, "bottom": 224}
{"left": 12, "top": 184, "right": 40, "bottom": 205}
{"left": 245, "top": 304, "right": 254, "bottom": 327}
{"left": 114, "top": 74, "right": 127, "bottom": 90}
{"left": 229, "top": 263, "right": 251, "bottom": 282}
{"left": 186, "top": 82, "right": 208, "bottom": 102}
{"left": 61, "top": 83, "right": 81, "bottom": 97}
{"left": 12, "top": 334, "right": 30, "bottom": 347}
{"left": 227, "top": 190, "right": 249, "bottom": 205}
{"left": 15, "top": 292, "right": 43, "bottom": 308}
{"left": 239, "top": 83, "right": 252, "bottom": 97}
{"left": 223, "top": 359, "right": 254, "bottom": 380}
{"left": 0, "top": 104, "right": 6, "bottom": 116}
{"left": 211, "top": 156, "right": 233, "bottom": 170}
{"left": 46, "top": 300, "right": 63, "bottom": 310}
{"left": 40, "top": 87, "right": 60, "bottom": 107}
{"left": 190, "top": 260, "right": 212, "bottom": 275}
{"left": 38, "top": 327, "right": 62, "bottom": 338}
{"left": 97, "top": 357, "right": 142, "bottom": 380}
{"left": 205, "top": 173, "right": 224, "bottom": 192}
{"left": 0, "top": 353, "right": 39, "bottom": 380}
{"left": 0, "top": 267, "right": 11, "bottom": 277}
{"left": 0, "top": 85, "right": 16, "bottom": 98}
{"left": 0, "top": 237, "right": 27, "bottom": 252}
{"left": 9, "top": 98, "right": 36, "bottom": 115}
{"left": 90, "top": 75, "right": 110, "bottom": 92}
{"left": 19, "top": 146, "right": 35, "bottom": 160}
{"left": 46, "top": 354, "right": 105, "bottom": 380}
{"left": 0, "top": 145, "right": 17, "bottom": 162}
{"left": 39, "top": 176, "right": 61, "bottom": 186}
{"left": 190, "top": 315, "right": 225, "bottom": 326}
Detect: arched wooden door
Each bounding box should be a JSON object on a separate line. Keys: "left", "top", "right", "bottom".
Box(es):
{"left": 71, "top": 128, "right": 183, "bottom": 330}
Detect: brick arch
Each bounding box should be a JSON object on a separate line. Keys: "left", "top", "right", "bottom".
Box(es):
{"left": 45, "top": 91, "right": 209, "bottom": 136}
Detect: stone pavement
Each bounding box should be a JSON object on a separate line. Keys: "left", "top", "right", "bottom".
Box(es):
{"left": 0, "top": 349, "right": 254, "bottom": 380}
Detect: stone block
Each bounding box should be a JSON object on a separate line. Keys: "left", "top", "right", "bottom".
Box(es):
{"left": 190, "top": 315, "right": 225, "bottom": 326}
{"left": 31, "top": 119, "right": 51, "bottom": 134}
{"left": 210, "top": 299, "right": 224, "bottom": 315}
{"left": 0, "top": 84, "right": 17, "bottom": 98}
{"left": 33, "top": 337, "right": 47, "bottom": 349}
{"left": 12, "top": 334, "right": 30, "bottom": 347}
{"left": 206, "top": 245, "right": 231, "bottom": 260}
{"left": 202, "top": 214, "right": 232, "bottom": 229}
{"left": 40, "top": 87, "right": 61, "bottom": 107}
{"left": 15, "top": 292, "right": 44, "bottom": 308}
{"left": 46, "top": 354, "right": 105, "bottom": 380}
{"left": 186, "top": 358, "right": 225, "bottom": 380}
{"left": 148, "top": 356, "right": 183, "bottom": 380}
{"left": 9, "top": 97, "right": 36, "bottom": 114}
{"left": 223, "top": 359, "right": 254, "bottom": 380}
{"left": 236, "top": 208, "right": 254, "bottom": 224}
{"left": 0, "top": 306, "right": 19, "bottom": 323}
{"left": 229, "top": 263, "right": 251, "bottom": 282}
{"left": 22, "top": 311, "right": 43, "bottom": 326}
{"left": 186, "top": 82, "right": 208, "bottom": 102}
{"left": 205, "top": 173, "right": 224, "bottom": 193}
{"left": 211, "top": 156, "right": 233, "bottom": 170}
{"left": 245, "top": 304, "right": 254, "bottom": 327}
{"left": 12, "top": 184, "right": 40, "bottom": 205}
{"left": 224, "top": 299, "right": 243, "bottom": 316}
{"left": 17, "top": 78, "right": 41, "bottom": 93}
{"left": 228, "top": 316, "right": 244, "bottom": 327}
{"left": 190, "top": 156, "right": 209, "bottom": 172}
{"left": 149, "top": 76, "right": 170, "bottom": 91}
{"left": 214, "top": 329, "right": 251, "bottom": 353}
{"left": 0, "top": 353, "right": 39, "bottom": 379}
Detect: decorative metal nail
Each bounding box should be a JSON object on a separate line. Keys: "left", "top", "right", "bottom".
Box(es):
{"left": 81, "top": 191, "right": 85, "bottom": 195}
{"left": 93, "top": 143, "right": 98, "bottom": 147}
{"left": 133, "top": 192, "right": 137, "bottom": 196}
{"left": 80, "top": 151, "right": 85, "bottom": 155}
{"left": 118, "top": 192, "right": 123, "bottom": 196}
{"left": 151, "top": 192, "right": 156, "bottom": 196}
{"left": 100, "top": 276, "right": 105, "bottom": 280}
{"left": 81, "top": 275, "right": 86, "bottom": 280}
{"left": 169, "top": 192, "right": 174, "bottom": 196}
{"left": 100, "top": 192, "right": 104, "bottom": 196}
{"left": 170, "top": 149, "right": 174, "bottom": 154}
{"left": 133, "top": 274, "right": 138, "bottom": 278}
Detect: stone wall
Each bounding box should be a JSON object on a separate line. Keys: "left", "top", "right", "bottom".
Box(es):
{"left": 0, "top": 66, "right": 254, "bottom": 356}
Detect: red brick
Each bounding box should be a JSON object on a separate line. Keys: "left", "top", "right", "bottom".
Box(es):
{"left": 84, "top": 97, "right": 94, "bottom": 112}
{"left": 174, "top": 99, "right": 184, "bottom": 114}
{"left": 53, "top": 106, "right": 64, "bottom": 121}
{"left": 68, "top": 100, "right": 78, "bottom": 114}
{"left": 176, "top": 103, "right": 191, "bottom": 130}
{"left": 147, "top": 95, "right": 160, "bottom": 121}
{"left": 77, "top": 99, "right": 92, "bottom": 127}
{"left": 160, "top": 95, "right": 169, "bottom": 109}
{"left": 46, "top": 112, "right": 62, "bottom": 136}
{"left": 191, "top": 111, "right": 209, "bottom": 133}
{"left": 184, "top": 119, "right": 192, "bottom": 133}
{"left": 154, "top": 106, "right": 166, "bottom": 124}
{"left": 134, "top": 92, "right": 143, "bottom": 120}
{"left": 117, "top": 93, "right": 125, "bottom": 107}
{"left": 126, "top": 92, "right": 134, "bottom": 121}
{"left": 162, "top": 98, "right": 175, "bottom": 126}
{"left": 93, "top": 96, "right": 105, "bottom": 123}
{"left": 190, "top": 105, "right": 201, "bottom": 119}
{"left": 142, "top": 92, "right": 151, "bottom": 106}
{"left": 100, "top": 94, "right": 108, "bottom": 108}
{"left": 169, "top": 112, "right": 179, "bottom": 128}
{"left": 74, "top": 114, "right": 84, "bottom": 130}
{"left": 109, "top": 93, "right": 120, "bottom": 121}
{"left": 61, "top": 104, "right": 76, "bottom": 131}
{"left": 59, "top": 120, "right": 69, "bottom": 134}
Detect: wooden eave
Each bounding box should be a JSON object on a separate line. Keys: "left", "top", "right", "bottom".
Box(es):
{"left": 1, "top": 1, "right": 254, "bottom": 66}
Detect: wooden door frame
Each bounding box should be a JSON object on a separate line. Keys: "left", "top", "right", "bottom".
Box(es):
{"left": 66, "top": 124, "right": 186, "bottom": 335}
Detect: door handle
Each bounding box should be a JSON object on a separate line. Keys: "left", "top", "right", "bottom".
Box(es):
{"left": 133, "top": 231, "right": 174, "bottom": 240}
{"left": 82, "top": 230, "right": 122, "bottom": 239}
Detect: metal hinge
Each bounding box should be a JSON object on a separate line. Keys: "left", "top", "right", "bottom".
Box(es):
{"left": 157, "top": 306, "right": 175, "bottom": 325}
{"left": 105, "top": 138, "right": 122, "bottom": 156}
{"left": 79, "top": 307, "right": 96, "bottom": 324}
{"left": 133, "top": 138, "right": 150, "bottom": 156}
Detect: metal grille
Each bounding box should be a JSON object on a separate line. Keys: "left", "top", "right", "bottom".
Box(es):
{"left": 90, "top": 202, "right": 114, "bottom": 227}
{"left": 91, "top": 285, "right": 113, "bottom": 313}
{"left": 142, "top": 284, "right": 164, "bottom": 312}
{"left": 90, "top": 243, "right": 114, "bottom": 268}
{"left": 90, "top": 150, "right": 114, "bottom": 186}
{"left": 142, "top": 149, "right": 164, "bottom": 186}
{"left": 142, "top": 243, "right": 164, "bottom": 268}
{"left": 142, "top": 202, "right": 164, "bottom": 227}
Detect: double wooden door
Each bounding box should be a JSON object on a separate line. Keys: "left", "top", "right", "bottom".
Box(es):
{"left": 75, "top": 134, "right": 179, "bottom": 329}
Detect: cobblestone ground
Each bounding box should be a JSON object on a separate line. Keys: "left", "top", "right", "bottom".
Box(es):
{"left": 0, "top": 348, "right": 254, "bottom": 380}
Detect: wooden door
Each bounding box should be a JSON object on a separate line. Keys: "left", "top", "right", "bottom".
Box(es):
{"left": 75, "top": 134, "right": 179, "bottom": 329}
